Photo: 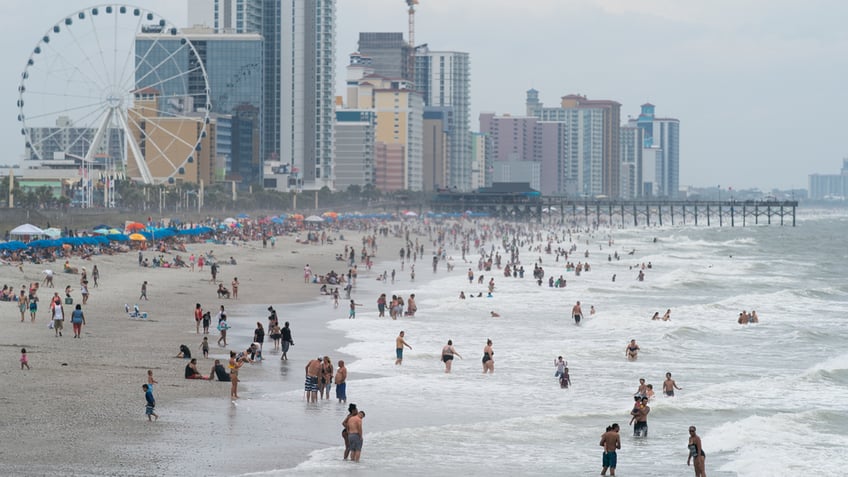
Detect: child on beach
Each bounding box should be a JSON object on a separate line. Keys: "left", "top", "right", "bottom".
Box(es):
{"left": 20, "top": 348, "right": 30, "bottom": 370}
{"left": 349, "top": 300, "right": 362, "bottom": 319}
{"left": 142, "top": 384, "right": 158, "bottom": 421}
{"left": 199, "top": 337, "right": 210, "bottom": 358}
{"left": 147, "top": 370, "right": 158, "bottom": 388}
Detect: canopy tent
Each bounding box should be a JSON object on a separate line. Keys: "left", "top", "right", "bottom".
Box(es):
{"left": 10, "top": 224, "right": 45, "bottom": 236}
{"left": 43, "top": 227, "right": 62, "bottom": 238}
{"left": 304, "top": 215, "right": 325, "bottom": 223}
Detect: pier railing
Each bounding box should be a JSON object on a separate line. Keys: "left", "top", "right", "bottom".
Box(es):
{"left": 428, "top": 198, "right": 798, "bottom": 226}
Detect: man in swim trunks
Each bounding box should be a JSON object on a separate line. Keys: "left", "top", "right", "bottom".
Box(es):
{"left": 305, "top": 357, "right": 322, "bottom": 402}
{"left": 600, "top": 423, "right": 621, "bottom": 476}
{"left": 633, "top": 397, "right": 650, "bottom": 437}
{"left": 663, "top": 372, "right": 682, "bottom": 396}
{"left": 395, "top": 331, "right": 412, "bottom": 365}
{"left": 687, "top": 425, "right": 706, "bottom": 477}
{"left": 346, "top": 410, "right": 365, "bottom": 462}
{"left": 572, "top": 301, "right": 583, "bottom": 325}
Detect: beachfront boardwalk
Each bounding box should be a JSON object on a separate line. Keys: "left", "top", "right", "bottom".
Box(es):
{"left": 429, "top": 197, "right": 799, "bottom": 227}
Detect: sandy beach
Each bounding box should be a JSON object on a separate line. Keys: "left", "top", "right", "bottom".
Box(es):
{"left": 0, "top": 226, "right": 407, "bottom": 476}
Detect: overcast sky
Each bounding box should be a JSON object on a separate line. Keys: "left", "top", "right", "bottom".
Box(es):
{"left": 4, "top": 0, "right": 845, "bottom": 190}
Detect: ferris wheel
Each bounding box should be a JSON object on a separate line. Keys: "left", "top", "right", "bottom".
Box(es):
{"left": 17, "top": 4, "right": 210, "bottom": 185}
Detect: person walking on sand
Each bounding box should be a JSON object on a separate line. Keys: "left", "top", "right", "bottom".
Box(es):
{"left": 28, "top": 291, "right": 38, "bottom": 322}
{"left": 51, "top": 295, "right": 64, "bottom": 337}
{"left": 92, "top": 265, "right": 99, "bottom": 287}
{"left": 687, "top": 426, "right": 707, "bottom": 477}
{"left": 231, "top": 277, "right": 239, "bottom": 299}
{"left": 194, "top": 303, "right": 203, "bottom": 334}
{"left": 217, "top": 309, "right": 230, "bottom": 347}
{"left": 142, "top": 384, "right": 158, "bottom": 421}
{"left": 281, "top": 321, "right": 294, "bottom": 360}
{"left": 20, "top": 348, "right": 30, "bottom": 370}
{"left": 18, "top": 289, "right": 28, "bottom": 322}
{"left": 335, "top": 360, "right": 348, "bottom": 403}
{"left": 229, "top": 351, "right": 243, "bottom": 400}
{"left": 395, "top": 331, "right": 412, "bottom": 365}
{"left": 482, "top": 339, "right": 495, "bottom": 374}
{"left": 441, "top": 339, "right": 462, "bottom": 373}
{"left": 139, "top": 281, "right": 148, "bottom": 300}
{"left": 600, "top": 423, "right": 621, "bottom": 476}
{"left": 70, "top": 304, "right": 85, "bottom": 338}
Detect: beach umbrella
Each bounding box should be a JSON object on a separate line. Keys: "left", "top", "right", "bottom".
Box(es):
{"left": 126, "top": 222, "right": 145, "bottom": 231}
{"left": 43, "top": 227, "right": 62, "bottom": 238}
{"left": 129, "top": 233, "right": 147, "bottom": 241}
{"left": 93, "top": 228, "right": 110, "bottom": 235}
{"left": 236, "top": 213, "right": 249, "bottom": 219}
{"left": 106, "top": 234, "right": 129, "bottom": 242}
{"left": 223, "top": 217, "right": 237, "bottom": 224}
{"left": 290, "top": 214, "right": 304, "bottom": 221}
{"left": 107, "top": 228, "right": 121, "bottom": 234}
{"left": 404, "top": 211, "right": 418, "bottom": 217}
{"left": 271, "top": 217, "right": 284, "bottom": 224}
{"left": 304, "top": 215, "right": 324, "bottom": 223}
{"left": 92, "top": 224, "right": 110, "bottom": 230}
{"left": 0, "top": 241, "right": 27, "bottom": 251}
{"left": 10, "top": 223, "right": 45, "bottom": 236}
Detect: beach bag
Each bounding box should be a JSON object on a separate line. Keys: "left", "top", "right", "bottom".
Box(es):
{"left": 65, "top": 297, "right": 73, "bottom": 305}
{"left": 48, "top": 320, "right": 54, "bottom": 330}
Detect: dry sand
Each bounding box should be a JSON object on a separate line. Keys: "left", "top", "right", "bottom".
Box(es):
{"left": 0, "top": 229, "right": 407, "bottom": 476}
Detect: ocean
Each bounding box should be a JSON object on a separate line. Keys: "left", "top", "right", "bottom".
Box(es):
{"left": 195, "top": 209, "right": 848, "bottom": 477}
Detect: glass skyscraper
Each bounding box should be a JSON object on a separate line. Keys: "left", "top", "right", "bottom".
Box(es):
{"left": 135, "top": 29, "right": 263, "bottom": 184}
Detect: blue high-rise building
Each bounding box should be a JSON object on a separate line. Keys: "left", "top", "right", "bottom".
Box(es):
{"left": 633, "top": 103, "right": 680, "bottom": 198}
{"left": 135, "top": 28, "right": 263, "bottom": 185}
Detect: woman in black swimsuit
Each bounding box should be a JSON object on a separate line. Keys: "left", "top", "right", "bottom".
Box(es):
{"left": 482, "top": 339, "right": 494, "bottom": 374}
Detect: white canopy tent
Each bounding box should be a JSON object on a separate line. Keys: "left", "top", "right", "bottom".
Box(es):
{"left": 10, "top": 224, "right": 45, "bottom": 236}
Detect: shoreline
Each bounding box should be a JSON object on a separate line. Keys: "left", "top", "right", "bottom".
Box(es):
{"left": 0, "top": 225, "right": 410, "bottom": 476}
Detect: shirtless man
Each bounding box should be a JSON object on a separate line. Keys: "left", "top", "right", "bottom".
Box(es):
{"left": 625, "top": 339, "right": 640, "bottom": 360}
{"left": 346, "top": 410, "right": 365, "bottom": 462}
{"left": 599, "top": 423, "right": 621, "bottom": 476}
{"left": 687, "top": 425, "right": 706, "bottom": 477}
{"left": 663, "top": 372, "right": 682, "bottom": 397}
{"left": 305, "top": 357, "right": 322, "bottom": 402}
{"left": 633, "top": 397, "right": 650, "bottom": 437}
{"left": 335, "top": 360, "right": 348, "bottom": 403}
{"left": 572, "top": 301, "right": 583, "bottom": 325}
{"left": 395, "top": 331, "right": 412, "bottom": 365}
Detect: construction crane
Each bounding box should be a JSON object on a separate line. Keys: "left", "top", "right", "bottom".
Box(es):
{"left": 406, "top": 0, "right": 419, "bottom": 82}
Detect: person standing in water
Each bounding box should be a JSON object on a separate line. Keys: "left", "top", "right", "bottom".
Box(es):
{"left": 687, "top": 425, "right": 706, "bottom": 477}
{"left": 663, "top": 372, "right": 682, "bottom": 396}
{"left": 572, "top": 301, "right": 583, "bottom": 325}
{"left": 395, "top": 331, "right": 412, "bottom": 365}
{"left": 482, "top": 339, "right": 494, "bottom": 374}
{"left": 441, "top": 340, "right": 462, "bottom": 373}
{"left": 625, "top": 339, "right": 640, "bottom": 360}
{"left": 599, "top": 423, "right": 621, "bottom": 476}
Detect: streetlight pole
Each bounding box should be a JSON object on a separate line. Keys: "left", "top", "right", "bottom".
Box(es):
{"left": 718, "top": 185, "right": 721, "bottom": 202}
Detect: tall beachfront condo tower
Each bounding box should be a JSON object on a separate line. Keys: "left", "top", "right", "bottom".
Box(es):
{"left": 415, "top": 47, "right": 472, "bottom": 191}
{"left": 357, "top": 32, "right": 413, "bottom": 81}
{"left": 193, "top": 0, "right": 336, "bottom": 190}
{"left": 634, "top": 103, "right": 680, "bottom": 198}
{"left": 527, "top": 90, "right": 621, "bottom": 198}
{"left": 279, "top": 0, "right": 336, "bottom": 189}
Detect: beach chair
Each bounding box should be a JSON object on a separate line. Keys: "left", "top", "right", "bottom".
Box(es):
{"left": 125, "top": 303, "right": 149, "bottom": 319}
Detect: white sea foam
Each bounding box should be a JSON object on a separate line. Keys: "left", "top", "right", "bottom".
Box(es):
{"left": 266, "top": 209, "right": 848, "bottom": 476}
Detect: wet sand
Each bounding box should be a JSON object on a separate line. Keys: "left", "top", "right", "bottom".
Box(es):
{"left": 0, "top": 230, "right": 404, "bottom": 476}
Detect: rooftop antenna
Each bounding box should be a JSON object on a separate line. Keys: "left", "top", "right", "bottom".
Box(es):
{"left": 406, "top": 0, "right": 419, "bottom": 82}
